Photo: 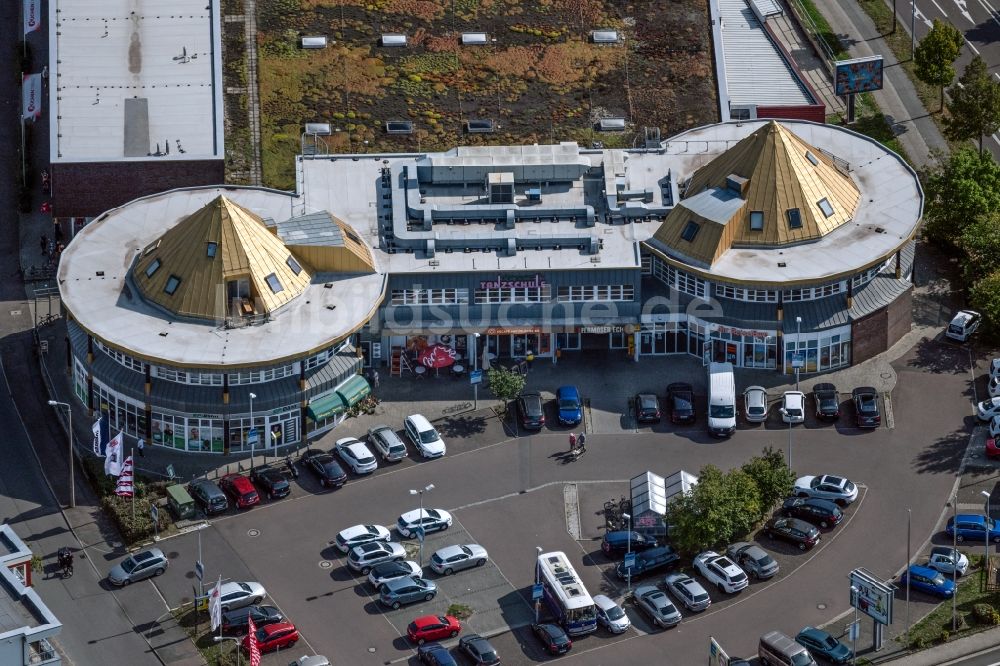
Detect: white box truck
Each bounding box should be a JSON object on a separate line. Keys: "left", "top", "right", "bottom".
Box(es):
{"left": 707, "top": 362, "right": 736, "bottom": 437}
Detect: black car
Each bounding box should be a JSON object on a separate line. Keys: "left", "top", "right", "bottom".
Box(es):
{"left": 517, "top": 391, "right": 545, "bottom": 430}
{"left": 458, "top": 634, "right": 500, "bottom": 665}
{"left": 781, "top": 497, "right": 843, "bottom": 529}
{"left": 635, "top": 393, "right": 661, "bottom": 424}
{"left": 249, "top": 466, "right": 291, "bottom": 500}
{"left": 813, "top": 383, "right": 841, "bottom": 421}
{"left": 417, "top": 643, "right": 458, "bottom": 666}
{"left": 220, "top": 605, "right": 284, "bottom": 635}
{"left": 601, "top": 530, "right": 656, "bottom": 558}
{"left": 666, "top": 383, "right": 696, "bottom": 424}
{"left": 764, "top": 517, "right": 821, "bottom": 550}
{"left": 300, "top": 449, "right": 347, "bottom": 488}
{"left": 532, "top": 623, "right": 572, "bottom": 655}
{"left": 187, "top": 479, "right": 229, "bottom": 515}
{"left": 615, "top": 545, "right": 680, "bottom": 580}
{"left": 852, "top": 387, "right": 881, "bottom": 428}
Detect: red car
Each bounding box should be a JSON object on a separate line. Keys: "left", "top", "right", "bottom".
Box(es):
{"left": 242, "top": 622, "right": 298, "bottom": 653}
{"left": 987, "top": 438, "right": 1000, "bottom": 459}
{"left": 407, "top": 614, "right": 461, "bottom": 645}
{"left": 219, "top": 473, "right": 260, "bottom": 509}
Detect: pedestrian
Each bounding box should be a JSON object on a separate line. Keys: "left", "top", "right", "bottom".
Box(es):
{"left": 525, "top": 350, "right": 534, "bottom": 369}
{"left": 41, "top": 65, "right": 48, "bottom": 80}
{"left": 568, "top": 432, "right": 577, "bottom": 451}
{"left": 372, "top": 369, "right": 380, "bottom": 389}
{"left": 577, "top": 432, "right": 586, "bottom": 451}
{"left": 40, "top": 233, "right": 48, "bottom": 257}
{"left": 54, "top": 222, "right": 63, "bottom": 243}
{"left": 137, "top": 438, "right": 145, "bottom": 457}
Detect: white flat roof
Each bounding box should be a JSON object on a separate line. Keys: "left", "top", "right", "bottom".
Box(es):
{"left": 49, "top": 0, "right": 224, "bottom": 163}
{"left": 59, "top": 188, "right": 385, "bottom": 368}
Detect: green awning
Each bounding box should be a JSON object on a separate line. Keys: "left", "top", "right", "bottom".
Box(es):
{"left": 335, "top": 374, "right": 372, "bottom": 407}
{"left": 307, "top": 392, "right": 347, "bottom": 421}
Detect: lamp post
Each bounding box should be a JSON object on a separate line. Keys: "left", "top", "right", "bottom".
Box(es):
{"left": 905, "top": 508, "right": 911, "bottom": 645}
{"left": 249, "top": 392, "right": 257, "bottom": 467}
{"left": 410, "top": 484, "right": 435, "bottom": 566}
{"left": 911, "top": 0, "right": 916, "bottom": 57}
{"left": 983, "top": 490, "right": 992, "bottom": 580}
{"left": 473, "top": 333, "right": 481, "bottom": 410}
{"left": 623, "top": 512, "right": 632, "bottom": 594}
{"left": 47, "top": 400, "right": 75, "bottom": 508}
{"left": 534, "top": 545, "right": 542, "bottom": 623}
{"left": 850, "top": 585, "right": 860, "bottom": 665}
{"left": 213, "top": 636, "right": 241, "bottom": 666}
{"left": 951, "top": 492, "right": 959, "bottom": 631}
{"left": 794, "top": 316, "right": 802, "bottom": 392}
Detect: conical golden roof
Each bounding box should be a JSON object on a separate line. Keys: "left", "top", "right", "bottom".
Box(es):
{"left": 133, "top": 196, "right": 312, "bottom": 320}
{"left": 652, "top": 121, "right": 861, "bottom": 266}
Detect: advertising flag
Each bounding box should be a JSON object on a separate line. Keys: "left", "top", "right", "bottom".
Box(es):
{"left": 22, "top": 73, "right": 42, "bottom": 121}
{"left": 114, "top": 456, "right": 134, "bottom": 497}
{"left": 247, "top": 616, "right": 261, "bottom": 666}
{"left": 92, "top": 418, "right": 103, "bottom": 456}
{"left": 208, "top": 575, "right": 222, "bottom": 631}
{"left": 24, "top": 0, "right": 41, "bottom": 35}
{"left": 104, "top": 431, "right": 124, "bottom": 476}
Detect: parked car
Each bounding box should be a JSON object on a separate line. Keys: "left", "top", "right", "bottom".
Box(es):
{"left": 221, "top": 605, "right": 284, "bottom": 635}
{"left": 946, "top": 514, "right": 1000, "bottom": 543}
{"left": 407, "top": 615, "right": 461, "bottom": 644}
{"left": 300, "top": 449, "right": 347, "bottom": 488}
{"left": 601, "top": 530, "right": 656, "bottom": 558}
{"left": 404, "top": 414, "right": 447, "bottom": 458}
{"left": 289, "top": 658, "right": 330, "bottom": 666}
{"left": 334, "top": 437, "right": 378, "bottom": 474}
{"left": 928, "top": 546, "right": 969, "bottom": 577}
{"left": 633, "top": 585, "right": 682, "bottom": 629}
{"left": 991, "top": 357, "right": 1000, "bottom": 380}
{"left": 379, "top": 576, "right": 437, "bottom": 609}
{"left": 795, "top": 626, "right": 851, "bottom": 664}
{"left": 991, "top": 416, "right": 1000, "bottom": 440}
{"left": 635, "top": 393, "right": 661, "bottom": 423}
{"left": 693, "top": 551, "right": 749, "bottom": 594}
{"left": 532, "top": 623, "right": 572, "bottom": 655}
{"left": 458, "top": 634, "right": 500, "bottom": 665}
{"left": 812, "top": 383, "right": 841, "bottom": 420}
{"left": 780, "top": 391, "right": 805, "bottom": 424}
{"left": 249, "top": 466, "right": 290, "bottom": 499}
{"left": 242, "top": 622, "right": 298, "bottom": 653}
{"left": 667, "top": 382, "right": 696, "bottom": 424}
{"left": 188, "top": 478, "right": 228, "bottom": 514}
{"left": 743, "top": 386, "right": 768, "bottom": 423}
{"left": 217, "top": 581, "right": 267, "bottom": 612}
{"left": 793, "top": 474, "right": 859, "bottom": 506}
{"left": 664, "top": 572, "right": 711, "bottom": 612}
{"left": 781, "top": 497, "right": 844, "bottom": 529}
{"left": 763, "top": 517, "right": 820, "bottom": 551}
{"left": 218, "top": 473, "right": 260, "bottom": 509}
{"left": 417, "top": 643, "right": 459, "bottom": 666}
{"left": 977, "top": 398, "right": 1000, "bottom": 422}
{"left": 368, "top": 560, "right": 422, "bottom": 589}
{"left": 851, "top": 387, "right": 881, "bottom": 428}
{"left": 989, "top": 376, "right": 1000, "bottom": 399}
{"left": 347, "top": 541, "right": 406, "bottom": 574}
{"left": 726, "top": 542, "right": 779, "bottom": 579}
{"left": 429, "top": 544, "right": 488, "bottom": 575}
{"left": 899, "top": 564, "right": 955, "bottom": 598}
{"left": 397, "top": 508, "right": 453, "bottom": 538}
{"left": 334, "top": 524, "right": 392, "bottom": 553}
{"left": 988, "top": 438, "right": 1000, "bottom": 460}
{"left": 593, "top": 594, "right": 631, "bottom": 634}
{"left": 556, "top": 386, "right": 583, "bottom": 426}
{"left": 107, "top": 548, "right": 168, "bottom": 586}
{"left": 946, "top": 309, "right": 981, "bottom": 342}
{"left": 517, "top": 391, "right": 546, "bottom": 430}
{"left": 368, "top": 425, "right": 409, "bottom": 462}
{"left": 615, "top": 545, "right": 680, "bottom": 580}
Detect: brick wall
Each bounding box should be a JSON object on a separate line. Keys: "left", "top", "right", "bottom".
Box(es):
{"left": 851, "top": 308, "right": 888, "bottom": 365}
{"left": 885, "top": 285, "right": 913, "bottom": 350}
{"left": 757, "top": 104, "right": 827, "bottom": 124}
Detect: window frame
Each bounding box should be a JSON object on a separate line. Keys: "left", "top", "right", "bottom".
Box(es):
{"left": 749, "top": 211, "right": 764, "bottom": 231}
{"left": 144, "top": 258, "right": 161, "bottom": 278}
{"left": 164, "top": 275, "right": 181, "bottom": 295}
{"left": 680, "top": 220, "right": 700, "bottom": 242}
{"left": 786, "top": 208, "right": 802, "bottom": 230}
{"left": 817, "top": 198, "right": 834, "bottom": 218}
{"left": 265, "top": 273, "right": 284, "bottom": 294}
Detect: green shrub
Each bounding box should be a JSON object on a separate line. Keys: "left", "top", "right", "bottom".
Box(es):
{"left": 973, "top": 603, "right": 1000, "bottom": 625}
{"left": 100, "top": 495, "right": 169, "bottom": 545}
{"left": 939, "top": 629, "right": 950, "bottom": 643}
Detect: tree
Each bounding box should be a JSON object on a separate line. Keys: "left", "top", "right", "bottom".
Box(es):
{"left": 960, "top": 214, "right": 1000, "bottom": 284}
{"left": 970, "top": 270, "right": 1000, "bottom": 338}
{"left": 923, "top": 148, "right": 1000, "bottom": 246}
{"left": 741, "top": 446, "right": 795, "bottom": 516}
{"left": 946, "top": 56, "right": 1000, "bottom": 155}
{"left": 664, "top": 465, "right": 762, "bottom": 554}
{"left": 486, "top": 366, "right": 526, "bottom": 416}
{"left": 914, "top": 19, "right": 964, "bottom": 111}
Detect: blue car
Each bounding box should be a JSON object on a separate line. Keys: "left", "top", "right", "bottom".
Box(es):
{"left": 795, "top": 626, "right": 851, "bottom": 664}
{"left": 556, "top": 386, "right": 583, "bottom": 426}
{"left": 947, "top": 514, "right": 1000, "bottom": 543}
{"left": 900, "top": 564, "right": 955, "bottom": 598}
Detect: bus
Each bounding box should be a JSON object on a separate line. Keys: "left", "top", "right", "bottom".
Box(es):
{"left": 536, "top": 551, "right": 597, "bottom": 635}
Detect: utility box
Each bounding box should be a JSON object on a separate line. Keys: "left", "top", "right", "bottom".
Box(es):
{"left": 487, "top": 172, "right": 515, "bottom": 204}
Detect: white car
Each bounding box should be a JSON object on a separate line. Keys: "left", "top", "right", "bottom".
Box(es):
{"left": 335, "top": 437, "right": 378, "bottom": 474}
{"left": 793, "top": 474, "right": 859, "bottom": 506}
{"left": 217, "top": 581, "right": 267, "bottom": 612}
{"left": 780, "top": 391, "right": 805, "bottom": 424}
{"left": 990, "top": 376, "right": 1000, "bottom": 399}
{"left": 664, "top": 572, "right": 711, "bottom": 612}
{"left": 333, "top": 524, "right": 391, "bottom": 553}
{"left": 347, "top": 541, "right": 406, "bottom": 574}
{"left": 397, "top": 508, "right": 453, "bottom": 538}
{"left": 991, "top": 416, "right": 1000, "bottom": 440}
{"left": 978, "top": 398, "right": 1000, "bottom": 421}
{"left": 991, "top": 358, "right": 1000, "bottom": 381}
{"left": 928, "top": 546, "right": 969, "bottom": 577}
{"left": 367, "top": 425, "right": 408, "bottom": 462}
{"left": 429, "top": 544, "right": 488, "bottom": 575}
{"left": 404, "top": 414, "right": 446, "bottom": 459}
{"left": 946, "top": 309, "right": 981, "bottom": 342}
{"left": 743, "top": 386, "right": 768, "bottom": 423}
{"left": 593, "top": 594, "right": 631, "bottom": 634}
{"left": 693, "top": 551, "right": 749, "bottom": 594}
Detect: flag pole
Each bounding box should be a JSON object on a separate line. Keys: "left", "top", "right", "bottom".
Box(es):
{"left": 131, "top": 446, "right": 135, "bottom": 525}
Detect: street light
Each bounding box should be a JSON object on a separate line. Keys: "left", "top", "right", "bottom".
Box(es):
{"left": 794, "top": 316, "right": 802, "bottom": 392}
{"left": 47, "top": 400, "right": 75, "bottom": 508}
{"left": 850, "top": 585, "right": 860, "bottom": 665}
{"left": 410, "top": 484, "right": 435, "bottom": 566}
{"left": 623, "top": 512, "right": 632, "bottom": 594}
{"left": 473, "top": 333, "right": 481, "bottom": 409}
{"left": 249, "top": 392, "right": 257, "bottom": 467}
{"left": 950, "top": 493, "right": 958, "bottom": 631}
{"left": 534, "top": 545, "right": 543, "bottom": 623}
{"left": 213, "top": 636, "right": 241, "bottom": 666}
{"left": 983, "top": 490, "right": 992, "bottom": 577}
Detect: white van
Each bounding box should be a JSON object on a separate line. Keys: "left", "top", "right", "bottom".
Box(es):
{"left": 945, "top": 310, "right": 981, "bottom": 342}
{"left": 759, "top": 630, "right": 817, "bottom": 666}
{"left": 707, "top": 362, "right": 736, "bottom": 437}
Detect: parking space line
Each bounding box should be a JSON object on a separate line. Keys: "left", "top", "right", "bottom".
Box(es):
{"left": 449, "top": 479, "right": 630, "bottom": 512}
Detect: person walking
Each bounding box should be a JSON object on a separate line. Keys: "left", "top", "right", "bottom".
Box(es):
{"left": 40, "top": 233, "right": 48, "bottom": 257}
{"left": 568, "top": 432, "right": 577, "bottom": 452}
{"left": 136, "top": 438, "right": 145, "bottom": 457}
{"left": 577, "top": 432, "right": 586, "bottom": 452}
{"left": 371, "top": 369, "right": 380, "bottom": 389}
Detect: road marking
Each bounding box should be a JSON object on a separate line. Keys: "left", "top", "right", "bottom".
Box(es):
{"left": 931, "top": 0, "right": 949, "bottom": 17}
{"left": 950, "top": 0, "right": 975, "bottom": 22}
{"left": 449, "top": 479, "right": 629, "bottom": 512}
{"left": 564, "top": 483, "right": 582, "bottom": 539}
{"left": 977, "top": 0, "right": 1000, "bottom": 28}
{"left": 883, "top": 391, "right": 895, "bottom": 430}
{"left": 965, "top": 38, "right": 981, "bottom": 55}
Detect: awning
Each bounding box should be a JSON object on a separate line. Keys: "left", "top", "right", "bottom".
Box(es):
{"left": 335, "top": 374, "right": 371, "bottom": 407}
{"left": 307, "top": 392, "right": 347, "bottom": 421}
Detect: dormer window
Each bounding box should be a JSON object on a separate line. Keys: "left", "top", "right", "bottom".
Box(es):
{"left": 144, "top": 258, "right": 161, "bottom": 278}
{"left": 681, "top": 221, "right": 700, "bottom": 242}
{"left": 817, "top": 198, "right": 834, "bottom": 218}
{"left": 164, "top": 275, "right": 181, "bottom": 295}
{"left": 786, "top": 209, "right": 802, "bottom": 229}
{"left": 749, "top": 211, "right": 764, "bottom": 231}
{"left": 206, "top": 242, "right": 218, "bottom": 258}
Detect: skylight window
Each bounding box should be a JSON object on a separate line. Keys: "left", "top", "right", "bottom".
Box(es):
{"left": 344, "top": 229, "right": 362, "bottom": 245}
{"left": 749, "top": 211, "right": 764, "bottom": 231}
{"left": 681, "top": 221, "right": 700, "bottom": 242}
{"left": 265, "top": 273, "right": 284, "bottom": 294}
{"left": 144, "top": 258, "right": 161, "bottom": 278}
{"left": 206, "top": 242, "right": 218, "bottom": 258}
{"left": 164, "top": 275, "right": 181, "bottom": 295}
{"left": 805, "top": 151, "right": 819, "bottom": 166}
{"left": 786, "top": 209, "right": 802, "bottom": 229}
{"left": 817, "top": 198, "right": 834, "bottom": 218}
{"left": 286, "top": 255, "right": 302, "bottom": 275}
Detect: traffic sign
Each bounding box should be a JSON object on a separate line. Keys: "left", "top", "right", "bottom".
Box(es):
{"left": 791, "top": 353, "right": 805, "bottom": 369}
{"left": 247, "top": 428, "right": 259, "bottom": 445}
{"left": 195, "top": 560, "right": 204, "bottom": 582}
{"left": 470, "top": 370, "right": 483, "bottom": 385}
{"left": 848, "top": 621, "right": 860, "bottom": 641}
{"left": 150, "top": 505, "right": 159, "bottom": 523}
{"left": 415, "top": 527, "right": 425, "bottom": 543}
{"left": 532, "top": 584, "right": 544, "bottom": 600}
{"left": 623, "top": 552, "right": 636, "bottom": 569}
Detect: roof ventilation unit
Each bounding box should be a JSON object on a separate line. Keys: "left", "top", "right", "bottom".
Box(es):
{"left": 380, "top": 33, "right": 408, "bottom": 47}
{"left": 596, "top": 117, "right": 626, "bottom": 132}
{"left": 590, "top": 29, "right": 620, "bottom": 44}
{"left": 425, "top": 239, "right": 436, "bottom": 258}
{"left": 465, "top": 119, "right": 496, "bottom": 134}
{"left": 304, "top": 122, "right": 331, "bottom": 135}
{"left": 726, "top": 174, "right": 749, "bottom": 196}
{"left": 505, "top": 238, "right": 517, "bottom": 256}
{"left": 301, "top": 36, "right": 328, "bottom": 49}
{"left": 461, "top": 32, "right": 488, "bottom": 45}
{"left": 385, "top": 120, "right": 414, "bottom": 135}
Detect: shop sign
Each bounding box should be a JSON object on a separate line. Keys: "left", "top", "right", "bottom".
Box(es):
{"left": 485, "top": 326, "right": 542, "bottom": 335}
{"left": 478, "top": 274, "right": 548, "bottom": 290}
{"left": 849, "top": 568, "right": 894, "bottom": 625}
{"left": 578, "top": 325, "right": 634, "bottom": 334}
{"left": 716, "top": 325, "right": 770, "bottom": 339}
{"left": 191, "top": 413, "right": 223, "bottom": 419}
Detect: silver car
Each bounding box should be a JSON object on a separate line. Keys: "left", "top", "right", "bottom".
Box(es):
{"left": 217, "top": 581, "right": 267, "bottom": 612}
{"left": 664, "top": 572, "right": 711, "bottom": 612}
{"left": 726, "top": 542, "right": 779, "bottom": 580}
{"left": 793, "top": 474, "right": 859, "bottom": 506}
{"left": 928, "top": 546, "right": 969, "bottom": 577}
{"left": 108, "top": 548, "right": 168, "bottom": 586}
{"left": 378, "top": 576, "right": 437, "bottom": 609}
{"left": 743, "top": 386, "right": 768, "bottom": 423}
{"left": 429, "top": 544, "right": 488, "bottom": 575}
{"left": 347, "top": 541, "right": 406, "bottom": 574}
{"left": 335, "top": 437, "right": 378, "bottom": 474}
{"left": 633, "top": 585, "right": 681, "bottom": 629}
{"left": 368, "top": 425, "right": 408, "bottom": 462}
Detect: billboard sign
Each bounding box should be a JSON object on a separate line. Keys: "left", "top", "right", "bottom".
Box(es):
{"left": 834, "top": 56, "right": 884, "bottom": 96}
{"left": 850, "top": 568, "right": 894, "bottom": 625}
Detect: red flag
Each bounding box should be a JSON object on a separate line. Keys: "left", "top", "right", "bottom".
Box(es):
{"left": 247, "top": 616, "right": 261, "bottom": 666}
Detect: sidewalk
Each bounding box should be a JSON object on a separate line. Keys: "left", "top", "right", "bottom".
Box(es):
{"left": 766, "top": 8, "right": 846, "bottom": 115}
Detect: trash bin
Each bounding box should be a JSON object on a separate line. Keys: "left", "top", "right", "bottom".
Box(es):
{"left": 165, "top": 484, "right": 196, "bottom": 520}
